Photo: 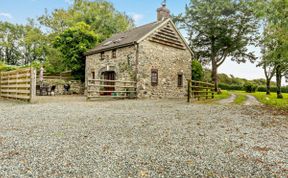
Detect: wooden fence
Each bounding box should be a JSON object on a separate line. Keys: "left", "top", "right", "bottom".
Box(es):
{"left": 87, "top": 79, "right": 137, "bottom": 100}
{"left": 36, "top": 71, "right": 74, "bottom": 81}
{"left": 0, "top": 68, "right": 36, "bottom": 102}
{"left": 187, "top": 79, "right": 215, "bottom": 102}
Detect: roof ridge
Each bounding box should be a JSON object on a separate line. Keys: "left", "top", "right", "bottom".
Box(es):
{"left": 111, "top": 21, "right": 160, "bottom": 37}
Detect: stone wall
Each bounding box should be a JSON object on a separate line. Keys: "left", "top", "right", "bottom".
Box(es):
{"left": 40, "top": 79, "right": 84, "bottom": 95}
{"left": 85, "top": 40, "right": 192, "bottom": 99}
{"left": 85, "top": 46, "right": 137, "bottom": 91}
{"left": 137, "top": 40, "right": 192, "bottom": 98}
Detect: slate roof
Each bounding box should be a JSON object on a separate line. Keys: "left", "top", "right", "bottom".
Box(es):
{"left": 85, "top": 20, "right": 165, "bottom": 56}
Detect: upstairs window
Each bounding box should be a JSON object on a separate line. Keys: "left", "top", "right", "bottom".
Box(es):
{"left": 151, "top": 69, "right": 158, "bottom": 86}
{"left": 112, "top": 49, "right": 117, "bottom": 58}
{"left": 177, "top": 73, "right": 183, "bottom": 87}
{"left": 100, "top": 52, "right": 105, "bottom": 60}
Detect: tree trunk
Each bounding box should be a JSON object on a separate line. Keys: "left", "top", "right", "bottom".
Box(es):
{"left": 276, "top": 65, "right": 283, "bottom": 99}
{"left": 211, "top": 59, "right": 218, "bottom": 92}
{"left": 266, "top": 79, "right": 271, "bottom": 95}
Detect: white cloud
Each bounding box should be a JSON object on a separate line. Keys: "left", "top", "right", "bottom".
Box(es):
{"left": 64, "top": 0, "right": 74, "bottom": 5}
{"left": 0, "top": 12, "right": 12, "bottom": 19}
{"left": 131, "top": 13, "right": 144, "bottom": 24}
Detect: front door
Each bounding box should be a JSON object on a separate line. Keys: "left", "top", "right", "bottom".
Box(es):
{"left": 102, "top": 71, "right": 115, "bottom": 95}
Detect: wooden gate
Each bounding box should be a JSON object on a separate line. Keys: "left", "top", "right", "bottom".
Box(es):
{"left": 87, "top": 79, "right": 137, "bottom": 100}
{"left": 0, "top": 68, "right": 36, "bottom": 102}
{"left": 187, "top": 79, "right": 215, "bottom": 102}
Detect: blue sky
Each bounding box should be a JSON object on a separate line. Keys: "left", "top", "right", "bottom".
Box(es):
{"left": 0, "top": 0, "right": 267, "bottom": 81}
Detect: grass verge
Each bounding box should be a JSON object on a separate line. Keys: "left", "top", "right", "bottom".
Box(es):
{"left": 251, "top": 92, "right": 288, "bottom": 110}
{"left": 234, "top": 94, "right": 247, "bottom": 105}
{"left": 213, "top": 90, "right": 230, "bottom": 101}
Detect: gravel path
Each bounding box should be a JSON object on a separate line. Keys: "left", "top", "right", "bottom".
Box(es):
{"left": 0, "top": 97, "right": 287, "bottom": 177}
{"left": 244, "top": 95, "right": 262, "bottom": 106}
{"left": 218, "top": 94, "right": 236, "bottom": 104}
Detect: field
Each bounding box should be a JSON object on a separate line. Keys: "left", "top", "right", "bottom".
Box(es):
{"left": 251, "top": 92, "right": 288, "bottom": 110}
{"left": 227, "top": 90, "right": 288, "bottom": 109}
{"left": 0, "top": 97, "right": 287, "bottom": 177}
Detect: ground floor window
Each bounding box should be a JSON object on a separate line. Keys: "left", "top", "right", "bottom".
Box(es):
{"left": 151, "top": 69, "right": 158, "bottom": 86}
{"left": 178, "top": 73, "right": 183, "bottom": 87}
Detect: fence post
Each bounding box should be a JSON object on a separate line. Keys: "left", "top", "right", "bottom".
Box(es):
{"left": 30, "top": 68, "right": 36, "bottom": 103}
{"left": 187, "top": 80, "right": 191, "bottom": 102}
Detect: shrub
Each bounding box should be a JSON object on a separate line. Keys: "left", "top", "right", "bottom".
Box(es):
{"left": 243, "top": 82, "right": 258, "bottom": 93}
{"left": 0, "top": 62, "right": 17, "bottom": 72}
{"left": 218, "top": 83, "right": 243, "bottom": 91}
{"left": 257, "top": 85, "right": 288, "bottom": 93}
{"left": 192, "top": 60, "right": 204, "bottom": 81}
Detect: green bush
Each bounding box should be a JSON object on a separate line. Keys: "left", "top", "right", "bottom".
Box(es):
{"left": 192, "top": 60, "right": 204, "bottom": 81}
{"left": 257, "top": 86, "right": 288, "bottom": 93}
{"left": 0, "top": 62, "right": 17, "bottom": 72}
{"left": 218, "top": 83, "right": 243, "bottom": 91}
{"left": 243, "top": 82, "right": 258, "bottom": 93}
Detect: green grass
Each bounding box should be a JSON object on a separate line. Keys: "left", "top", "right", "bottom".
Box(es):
{"left": 213, "top": 90, "right": 230, "bottom": 100}
{"left": 251, "top": 92, "right": 288, "bottom": 109}
{"left": 234, "top": 94, "right": 247, "bottom": 104}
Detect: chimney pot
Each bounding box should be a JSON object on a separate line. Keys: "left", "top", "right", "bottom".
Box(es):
{"left": 157, "top": 1, "right": 170, "bottom": 21}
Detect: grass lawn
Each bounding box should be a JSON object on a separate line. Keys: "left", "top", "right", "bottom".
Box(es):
{"left": 213, "top": 90, "right": 230, "bottom": 100}
{"left": 251, "top": 92, "right": 288, "bottom": 109}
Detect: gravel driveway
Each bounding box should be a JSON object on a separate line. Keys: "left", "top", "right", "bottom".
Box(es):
{"left": 244, "top": 95, "right": 262, "bottom": 106}
{"left": 0, "top": 97, "right": 287, "bottom": 177}
{"left": 218, "top": 94, "right": 236, "bottom": 104}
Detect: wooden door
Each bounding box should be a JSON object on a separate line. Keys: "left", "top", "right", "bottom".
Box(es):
{"left": 102, "top": 71, "right": 115, "bottom": 95}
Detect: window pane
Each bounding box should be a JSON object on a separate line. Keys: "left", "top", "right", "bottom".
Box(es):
{"left": 151, "top": 69, "right": 158, "bottom": 86}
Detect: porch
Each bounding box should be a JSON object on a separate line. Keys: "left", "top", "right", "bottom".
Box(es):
{"left": 87, "top": 79, "right": 137, "bottom": 100}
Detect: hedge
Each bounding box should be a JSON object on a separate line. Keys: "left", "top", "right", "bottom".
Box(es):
{"left": 218, "top": 83, "right": 244, "bottom": 91}
{"left": 218, "top": 83, "right": 288, "bottom": 93}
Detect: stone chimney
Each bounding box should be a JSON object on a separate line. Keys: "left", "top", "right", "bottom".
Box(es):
{"left": 157, "top": 0, "right": 170, "bottom": 21}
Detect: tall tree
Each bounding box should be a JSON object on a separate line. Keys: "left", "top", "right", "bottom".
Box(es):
{"left": 53, "top": 22, "right": 98, "bottom": 80}
{"left": 38, "top": 0, "right": 133, "bottom": 41}
{"left": 255, "top": 0, "right": 288, "bottom": 98}
{"left": 174, "top": 0, "right": 259, "bottom": 92}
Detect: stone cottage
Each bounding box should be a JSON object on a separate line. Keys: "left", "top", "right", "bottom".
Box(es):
{"left": 85, "top": 2, "right": 193, "bottom": 98}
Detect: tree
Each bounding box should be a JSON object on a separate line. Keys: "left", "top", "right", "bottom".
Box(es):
{"left": 22, "top": 19, "right": 48, "bottom": 64}
{"left": 174, "top": 0, "right": 259, "bottom": 92}
{"left": 0, "top": 20, "right": 48, "bottom": 66}
{"left": 258, "top": 45, "right": 276, "bottom": 95}
{"left": 255, "top": 0, "right": 288, "bottom": 98}
{"left": 0, "top": 22, "right": 23, "bottom": 65}
{"left": 191, "top": 60, "right": 204, "bottom": 81}
{"left": 38, "top": 0, "right": 133, "bottom": 41}
{"left": 53, "top": 22, "right": 98, "bottom": 80}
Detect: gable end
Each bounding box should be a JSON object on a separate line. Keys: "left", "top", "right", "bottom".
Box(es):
{"left": 148, "top": 21, "right": 186, "bottom": 50}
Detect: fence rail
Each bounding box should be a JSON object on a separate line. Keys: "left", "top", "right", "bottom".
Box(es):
{"left": 187, "top": 79, "right": 215, "bottom": 102}
{"left": 36, "top": 71, "right": 74, "bottom": 81}
{"left": 0, "top": 68, "right": 36, "bottom": 102}
{"left": 87, "top": 79, "right": 137, "bottom": 100}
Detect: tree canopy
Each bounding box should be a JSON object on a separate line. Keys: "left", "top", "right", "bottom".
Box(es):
{"left": 255, "top": 0, "right": 288, "bottom": 98}
{"left": 38, "top": 0, "right": 134, "bottom": 40}
{"left": 53, "top": 22, "right": 98, "bottom": 80}
{"left": 174, "top": 0, "right": 259, "bottom": 91}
